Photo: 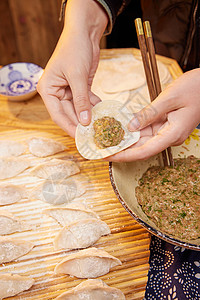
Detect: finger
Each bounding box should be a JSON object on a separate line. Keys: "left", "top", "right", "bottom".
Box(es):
{"left": 89, "top": 91, "right": 101, "bottom": 106}
{"left": 41, "top": 94, "right": 77, "bottom": 138}
{"left": 128, "top": 91, "right": 181, "bottom": 132}
{"left": 60, "top": 99, "right": 79, "bottom": 125}
{"left": 68, "top": 71, "right": 91, "bottom": 126}
{"left": 105, "top": 123, "right": 178, "bottom": 162}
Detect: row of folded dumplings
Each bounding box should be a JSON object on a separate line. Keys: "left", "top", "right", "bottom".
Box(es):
{"left": 0, "top": 136, "right": 125, "bottom": 299}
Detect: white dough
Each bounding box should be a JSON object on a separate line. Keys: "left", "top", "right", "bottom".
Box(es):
{"left": 98, "top": 56, "right": 145, "bottom": 93}
{"left": 0, "top": 274, "right": 34, "bottom": 299}
{"left": 54, "top": 247, "right": 122, "bottom": 278}
{"left": 43, "top": 203, "right": 99, "bottom": 226}
{"left": 55, "top": 279, "right": 126, "bottom": 300}
{"left": 54, "top": 218, "right": 111, "bottom": 250}
{"left": 0, "top": 157, "right": 30, "bottom": 179}
{"left": 0, "top": 140, "right": 25, "bottom": 157}
{"left": 30, "top": 158, "right": 80, "bottom": 180}
{"left": 28, "top": 137, "right": 66, "bottom": 157}
{"left": 32, "top": 176, "right": 86, "bottom": 205}
{"left": 0, "top": 184, "right": 26, "bottom": 206}
{"left": 0, "top": 237, "right": 34, "bottom": 263}
{"left": 0, "top": 210, "right": 29, "bottom": 235}
{"left": 75, "top": 100, "right": 140, "bottom": 159}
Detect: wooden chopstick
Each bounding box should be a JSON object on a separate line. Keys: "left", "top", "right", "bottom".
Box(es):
{"left": 143, "top": 21, "right": 174, "bottom": 167}
{"left": 135, "top": 18, "right": 171, "bottom": 167}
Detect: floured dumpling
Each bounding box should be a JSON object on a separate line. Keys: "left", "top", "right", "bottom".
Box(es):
{"left": 75, "top": 100, "right": 140, "bottom": 159}
{"left": 54, "top": 218, "right": 111, "bottom": 250}
{"left": 0, "top": 140, "right": 25, "bottom": 157}
{"left": 0, "top": 237, "right": 34, "bottom": 263}
{"left": 0, "top": 157, "right": 30, "bottom": 179}
{"left": 0, "top": 211, "right": 29, "bottom": 235}
{"left": 54, "top": 247, "right": 122, "bottom": 278}
{"left": 28, "top": 137, "right": 66, "bottom": 157}
{"left": 56, "top": 279, "right": 125, "bottom": 300}
{"left": 0, "top": 274, "right": 34, "bottom": 299}
{"left": 30, "top": 158, "right": 80, "bottom": 180}
{"left": 43, "top": 203, "right": 99, "bottom": 226}
{"left": 33, "top": 176, "right": 86, "bottom": 205}
{"left": 0, "top": 184, "right": 26, "bottom": 206}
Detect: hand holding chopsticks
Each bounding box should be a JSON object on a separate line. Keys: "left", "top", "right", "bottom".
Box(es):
{"left": 135, "top": 18, "right": 174, "bottom": 167}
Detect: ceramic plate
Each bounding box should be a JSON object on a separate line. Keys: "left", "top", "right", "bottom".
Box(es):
{"left": 109, "top": 128, "right": 200, "bottom": 250}
{"left": 0, "top": 62, "right": 43, "bottom": 101}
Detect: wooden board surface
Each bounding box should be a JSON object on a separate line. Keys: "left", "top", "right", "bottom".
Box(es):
{"left": 0, "top": 130, "right": 150, "bottom": 300}
{"left": 0, "top": 49, "right": 183, "bottom": 299}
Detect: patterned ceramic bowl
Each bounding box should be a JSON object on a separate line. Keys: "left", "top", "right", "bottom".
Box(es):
{"left": 109, "top": 128, "right": 200, "bottom": 250}
{"left": 0, "top": 62, "right": 43, "bottom": 101}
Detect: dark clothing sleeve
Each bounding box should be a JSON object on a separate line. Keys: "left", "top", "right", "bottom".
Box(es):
{"left": 96, "top": 0, "right": 131, "bottom": 33}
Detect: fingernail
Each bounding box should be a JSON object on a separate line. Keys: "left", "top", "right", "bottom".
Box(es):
{"left": 128, "top": 117, "right": 140, "bottom": 131}
{"left": 80, "top": 110, "right": 89, "bottom": 125}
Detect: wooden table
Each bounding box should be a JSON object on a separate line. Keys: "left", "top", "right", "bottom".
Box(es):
{"left": 0, "top": 49, "right": 182, "bottom": 300}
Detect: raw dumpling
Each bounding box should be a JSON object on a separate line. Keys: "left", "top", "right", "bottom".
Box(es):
{"left": 56, "top": 279, "right": 125, "bottom": 300}
{"left": 0, "top": 237, "right": 34, "bottom": 263}
{"left": 54, "top": 247, "right": 122, "bottom": 278}
{"left": 28, "top": 137, "right": 66, "bottom": 157}
{"left": 54, "top": 218, "right": 111, "bottom": 250}
{"left": 33, "top": 176, "right": 86, "bottom": 205}
{"left": 0, "top": 184, "right": 26, "bottom": 206}
{"left": 75, "top": 100, "right": 140, "bottom": 159}
{"left": 30, "top": 158, "right": 80, "bottom": 180}
{"left": 0, "top": 211, "right": 29, "bottom": 235}
{"left": 0, "top": 274, "right": 34, "bottom": 299}
{"left": 0, "top": 157, "right": 30, "bottom": 179}
{"left": 0, "top": 140, "right": 25, "bottom": 157}
{"left": 43, "top": 203, "right": 99, "bottom": 226}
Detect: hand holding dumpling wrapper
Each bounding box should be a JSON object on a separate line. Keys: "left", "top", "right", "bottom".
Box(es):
{"left": 75, "top": 100, "right": 140, "bottom": 160}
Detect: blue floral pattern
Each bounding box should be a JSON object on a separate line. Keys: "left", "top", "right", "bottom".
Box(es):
{"left": 144, "top": 235, "right": 200, "bottom": 300}
{"left": 0, "top": 62, "right": 43, "bottom": 97}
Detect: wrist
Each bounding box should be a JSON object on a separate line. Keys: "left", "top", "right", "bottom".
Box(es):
{"left": 64, "top": 0, "right": 108, "bottom": 42}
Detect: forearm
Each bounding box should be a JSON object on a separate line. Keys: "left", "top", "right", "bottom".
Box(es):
{"left": 61, "top": 0, "right": 131, "bottom": 34}
{"left": 63, "top": 0, "right": 108, "bottom": 40}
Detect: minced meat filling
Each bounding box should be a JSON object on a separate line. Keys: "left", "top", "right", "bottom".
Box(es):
{"left": 93, "top": 116, "right": 125, "bottom": 149}
{"left": 135, "top": 155, "right": 200, "bottom": 240}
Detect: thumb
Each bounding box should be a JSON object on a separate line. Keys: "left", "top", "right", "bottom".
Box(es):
{"left": 69, "top": 71, "right": 91, "bottom": 126}
{"left": 128, "top": 94, "right": 178, "bottom": 131}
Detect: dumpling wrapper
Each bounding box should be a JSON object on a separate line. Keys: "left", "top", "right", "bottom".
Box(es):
{"left": 43, "top": 203, "right": 99, "bottom": 226}
{"left": 32, "top": 176, "right": 86, "bottom": 205}
{"left": 54, "top": 247, "right": 122, "bottom": 278}
{"left": 75, "top": 100, "right": 140, "bottom": 159}
{"left": 28, "top": 137, "right": 67, "bottom": 157}
{"left": 0, "top": 140, "right": 25, "bottom": 157}
{"left": 0, "top": 184, "right": 26, "bottom": 206}
{"left": 0, "top": 157, "right": 30, "bottom": 179}
{"left": 0, "top": 274, "right": 34, "bottom": 299}
{"left": 54, "top": 218, "right": 111, "bottom": 250}
{"left": 30, "top": 158, "right": 80, "bottom": 180}
{"left": 98, "top": 56, "right": 145, "bottom": 93}
{"left": 92, "top": 69, "right": 130, "bottom": 102}
{"left": 0, "top": 210, "right": 30, "bottom": 235}
{"left": 55, "top": 279, "right": 125, "bottom": 300}
{"left": 0, "top": 237, "right": 34, "bottom": 263}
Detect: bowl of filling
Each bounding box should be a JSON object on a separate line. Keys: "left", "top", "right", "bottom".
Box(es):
{"left": 0, "top": 62, "right": 43, "bottom": 101}
{"left": 109, "top": 129, "right": 200, "bottom": 250}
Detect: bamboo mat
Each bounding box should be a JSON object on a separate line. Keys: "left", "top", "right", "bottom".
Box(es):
{"left": 0, "top": 130, "right": 150, "bottom": 300}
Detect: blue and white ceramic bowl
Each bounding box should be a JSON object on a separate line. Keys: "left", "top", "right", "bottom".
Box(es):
{"left": 0, "top": 62, "right": 43, "bottom": 101}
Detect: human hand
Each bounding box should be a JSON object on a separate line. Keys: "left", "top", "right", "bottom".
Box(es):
{"left": 105, "top": 68, "right": 200, "bottom": 162}
{"left": 37, "top": 0, "right": 108, "bottom": 137}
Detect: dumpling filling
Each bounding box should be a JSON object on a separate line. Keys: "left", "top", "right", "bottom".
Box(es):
{"left": 93, "top": 116, "right": 125, "bottom": 149}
